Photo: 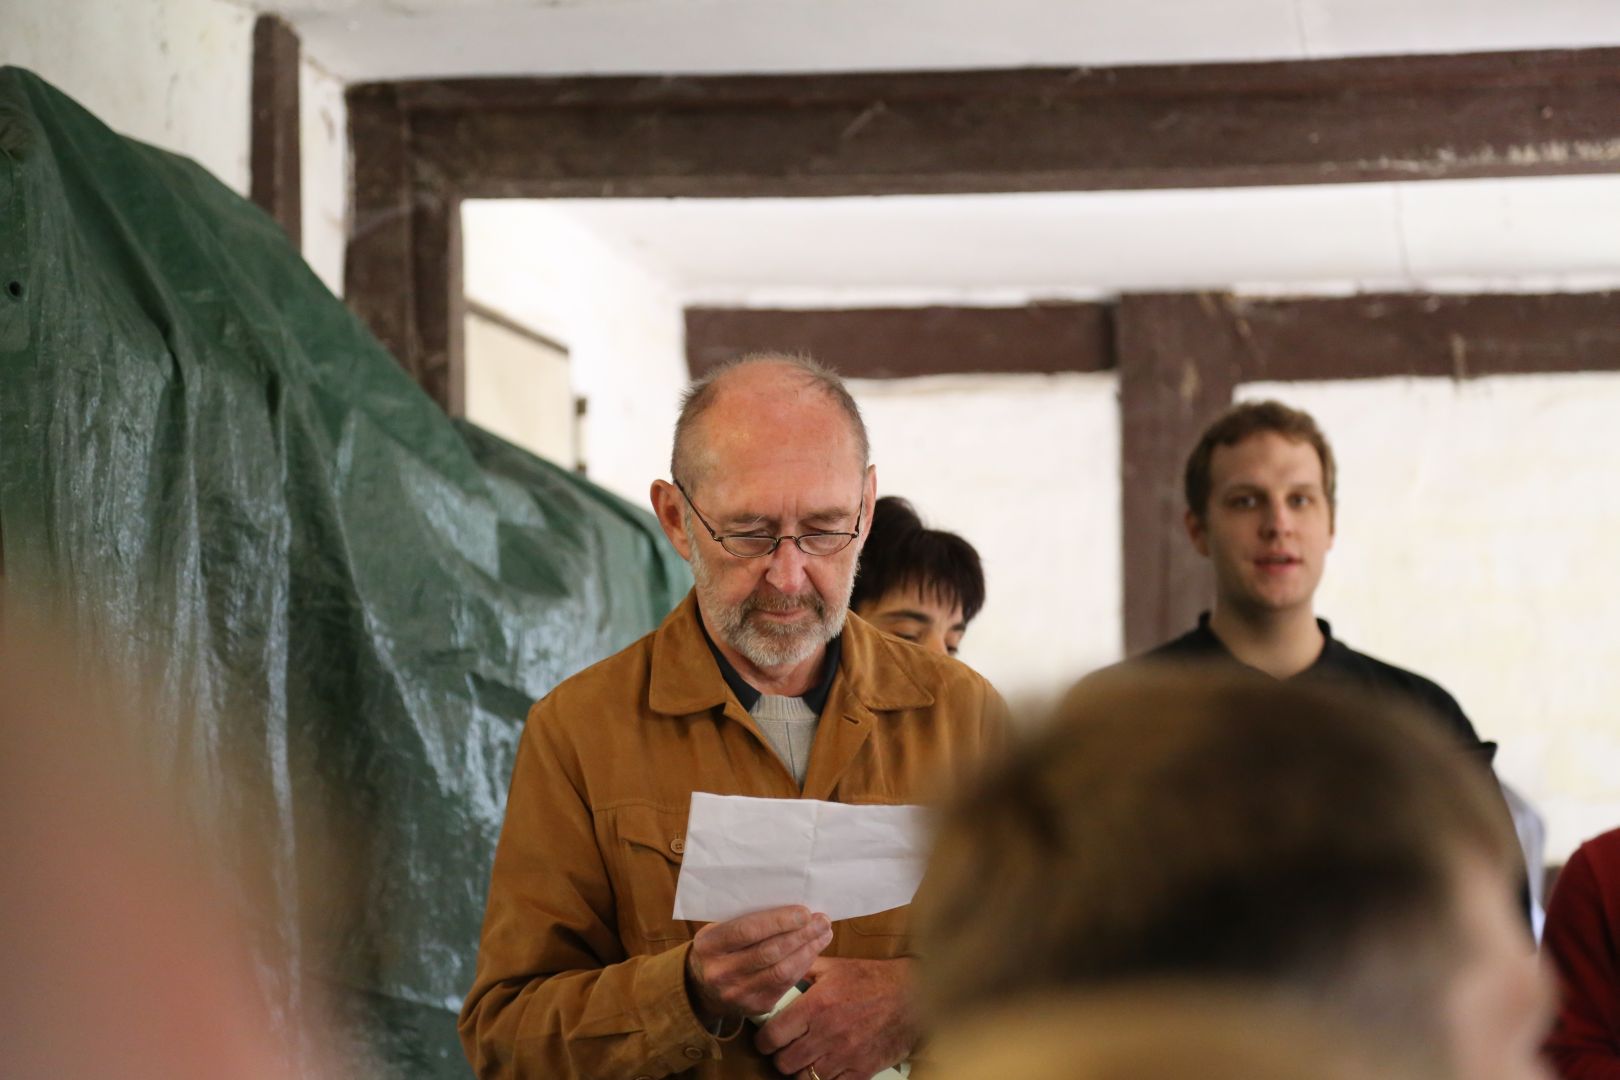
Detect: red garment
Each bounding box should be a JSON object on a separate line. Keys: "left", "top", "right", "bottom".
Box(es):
{"left": 1544, "top": 827, "right": 1620, "bottom": 1079}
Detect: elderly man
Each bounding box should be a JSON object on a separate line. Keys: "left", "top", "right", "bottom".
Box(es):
{"left": 459, "top": 355, "right": 1004, "bottom": 1080}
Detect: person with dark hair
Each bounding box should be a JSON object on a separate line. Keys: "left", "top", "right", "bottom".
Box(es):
{"left": 916, "top": 669, "right": 1553, "bottom": 1080}
{"left": 849, "top": 497, "right": 985, "bottom": 659}
{"left": 1541, "top": 826, "right": 1620, "bottom": 1078}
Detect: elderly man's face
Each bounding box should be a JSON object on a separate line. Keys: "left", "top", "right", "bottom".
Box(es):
{"left": 684, "top": 472, "right": 867, "bottom": 669}
{"left": 660, "top": 387, "right": 873, "bottom": 672}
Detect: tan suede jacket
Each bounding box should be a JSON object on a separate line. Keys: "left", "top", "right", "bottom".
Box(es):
{"left": 458, "top": 591, "right": 1005, "bottom": 1080}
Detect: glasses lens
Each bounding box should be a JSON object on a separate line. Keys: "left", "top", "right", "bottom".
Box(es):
{"left": 797, "top": 532, "right": 854, "bottom": 556}
{"left": 721, "top": 535, "right": 777, "bottom": 558}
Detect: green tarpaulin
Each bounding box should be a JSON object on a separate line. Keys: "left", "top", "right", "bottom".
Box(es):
{"left": 0, "top": 67, "right": 690, "bottom": 1075}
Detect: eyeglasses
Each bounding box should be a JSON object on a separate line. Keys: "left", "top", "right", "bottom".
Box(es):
{"left": 673, "top": 478, "right": 863, "bottom": 559}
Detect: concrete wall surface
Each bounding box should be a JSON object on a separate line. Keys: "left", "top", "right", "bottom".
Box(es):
{"left": 299, "top": 54, "right": 347, "bottom": 296}
{"left": 851, "top": 372, "right": 1123, "bottom": 712}
{"left": 461, "top": 199, "right": 688, "bottom": 504}
{"left": 4, "top": 0, "right": 349, "bottom": 297}
{"left": 3, "top": 0, "right": 255, "bottom": 194}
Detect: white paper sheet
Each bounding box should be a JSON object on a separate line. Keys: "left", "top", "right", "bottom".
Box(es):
{"left": 671, "top": 792, "right": 929, "bottom": 923}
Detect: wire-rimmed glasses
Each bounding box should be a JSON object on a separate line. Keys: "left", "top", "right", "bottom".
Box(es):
{"left": 673, "top": 478, "right": 863, "bottom": 558}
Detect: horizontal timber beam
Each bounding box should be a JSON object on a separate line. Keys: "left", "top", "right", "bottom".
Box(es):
{"left": 354, "top": 48, "right": 1620, "bottom": 200}
{"left": 685, "top": 304, "right": 1112, "bottom": 379}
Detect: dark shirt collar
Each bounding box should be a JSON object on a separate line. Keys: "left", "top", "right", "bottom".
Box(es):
{"left": 1190, "top": 611, "right": 1336, "bottom": 674}
{"left": 698, "top": 618, "right": 842, "bottom": 716}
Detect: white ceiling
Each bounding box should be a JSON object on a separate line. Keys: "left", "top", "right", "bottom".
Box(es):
{"left": 278, "top": 0, "right": 1620, "bottom": 83}
{"left": 469, "top": 174, "right": 1620, "bottom": 306}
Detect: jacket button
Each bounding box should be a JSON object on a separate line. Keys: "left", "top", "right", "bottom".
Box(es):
{"left": 684, "top": 1046, "right": 704, "bottom": 1060}
{"left": 670, "top": 837, "right": 685, "bottom": 855}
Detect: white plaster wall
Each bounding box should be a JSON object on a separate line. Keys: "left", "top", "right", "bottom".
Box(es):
{"left": 850, "top": 374, "right": 1122, "bottom": 712}
{"left": 461, "top": 200, "right": 688, "bottom": 505}
{"left": 2, "top": 0, "right": 255, "bottom": 195}
{"left": 1239, "top": 375, "right": 1620, "bottom": 861}
{"left": 463, "top": 312, "right": 576, "bottom": 468}
{"left": 299, "top": 55, "right": 348, "bottom": 296}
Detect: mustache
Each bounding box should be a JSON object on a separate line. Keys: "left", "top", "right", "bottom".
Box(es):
{"left": 742, "top": 587, "right": 825, "bottom": 616}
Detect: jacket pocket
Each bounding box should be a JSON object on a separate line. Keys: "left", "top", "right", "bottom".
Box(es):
{"left": 844, "top": 903, "right": 911, "bottom": 945}
{"left": 605, "top": 804, "right": 693, "bottom": 951}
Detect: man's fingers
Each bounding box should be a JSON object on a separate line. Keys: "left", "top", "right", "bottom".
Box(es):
{"left": 736, "top": 930, "right": 831, "bottom": 1011}
{"left": 702, "top": 905, "right": 812, "bottom": 952}
{"left": 754, "top": 994, "right": 812, "bottom": 1055}
{"left": 688, "top": 907, "right": 834, "bottom": 1017}
{"left": 737, "top": 914, "right": 831, "bottom": 976}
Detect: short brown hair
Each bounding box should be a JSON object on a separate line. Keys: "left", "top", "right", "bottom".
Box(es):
{"left": 928, "top": 990, "right": 1443, "bottom": 1080}
{"left": 1184, "top": 400, "right": 1336, "bottom": 520}
{"left": 917, "top": 667, "right": 1517, "bottom": 1050}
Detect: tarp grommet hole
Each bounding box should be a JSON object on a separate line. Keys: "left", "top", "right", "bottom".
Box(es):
{"left": 5, "top": 281, "right": 21, "bottom": 300}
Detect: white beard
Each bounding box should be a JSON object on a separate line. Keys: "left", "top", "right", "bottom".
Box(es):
{"left": 686, "top": 524, "right": 853, "bottom": 670}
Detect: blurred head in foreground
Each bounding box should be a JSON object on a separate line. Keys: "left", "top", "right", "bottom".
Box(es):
{"left": 917, "top": 669, "right": 1551, "bottom": 1080}
{"left": 928, "top": 989, "right": 1443, "bottom": 1080}
{"left": 0, "top": 613, "right": 335, "bottom": 1079}
{"left": 850, "top": 496, "right": 985, "bottom": 658}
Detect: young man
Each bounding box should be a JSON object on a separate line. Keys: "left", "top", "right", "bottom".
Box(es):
{"left": 458, "top": 355, "right": 1004, "bottom": 1080}
{"left": 1150, "top": 400, "right": 1492, "bottom": 760}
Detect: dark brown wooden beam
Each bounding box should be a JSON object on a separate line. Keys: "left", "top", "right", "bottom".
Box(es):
{"left": 1115, "top": 294, "right": 1248, "bottom": 655}
{"left": 346, "top": 85, "right": 413, "bottom": 390}
{"left": 685, "top": 304, "right": 1112, "bottom": 379}
{"left": 345, "top": 84, "right": 466, "bottom": 414}
{"left": 1222, "top": 291, "right": 1620, "bottom": 381}
{"left": 250, "top": 15, "right": 301, "bottom": 248}
{"left": 418, "top": 190, "right": 465, "bottom": 417}
{"left": 345, "top": 48, "right": 1620, "bottom": 417}
{"left": 363, "top": 48, "right": 1620, "bottom": 199}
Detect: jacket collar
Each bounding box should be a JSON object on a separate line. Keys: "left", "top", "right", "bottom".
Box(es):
{"left": 648, "top": 590, "right": 935, "bottom": 718}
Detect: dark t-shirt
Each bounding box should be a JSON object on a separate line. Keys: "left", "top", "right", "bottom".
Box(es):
{"left": 1147, "top": 612, "right": 1497, "bottom": 766}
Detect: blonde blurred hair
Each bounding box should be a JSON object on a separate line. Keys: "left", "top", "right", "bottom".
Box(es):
{"left": 917, "top": 667, "right": 1517, "bottom": 1057}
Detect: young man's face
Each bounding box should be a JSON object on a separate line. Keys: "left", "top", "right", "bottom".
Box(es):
{"left": 855, "top": 583, "right": 968, "bottom": 658}
{"left": 1187, "top": 431, "right": 1334, "bottom": 619}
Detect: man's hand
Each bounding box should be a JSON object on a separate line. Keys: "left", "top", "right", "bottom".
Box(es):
{"left": 685, "top": 905, "right": 833, "bottom": 1026}
{"left": 754, "top": 956, "right": 918, "bottom": 1080}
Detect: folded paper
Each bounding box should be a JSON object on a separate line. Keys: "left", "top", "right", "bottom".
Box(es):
{"left": 672, "top": 792, "right": 930, "bottom": 923}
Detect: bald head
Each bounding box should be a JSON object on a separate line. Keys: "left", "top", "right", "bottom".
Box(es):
{"left": 671, "top": 354, "right": 869, "bottom": 492}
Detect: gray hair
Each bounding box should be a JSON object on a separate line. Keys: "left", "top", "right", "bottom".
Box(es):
{"left": 670, "top": 352, "right": 870, "bottom": 488}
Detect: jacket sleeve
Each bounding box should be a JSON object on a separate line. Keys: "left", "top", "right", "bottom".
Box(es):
{"left": 981, "top": 678, "right": 1011, "bottom": 753}
{"left": 1542, "top": 844, "right": 1620, "bottom": 1080}
{"left": 458, "top": 698, "right": 718, "bottom": 1079}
